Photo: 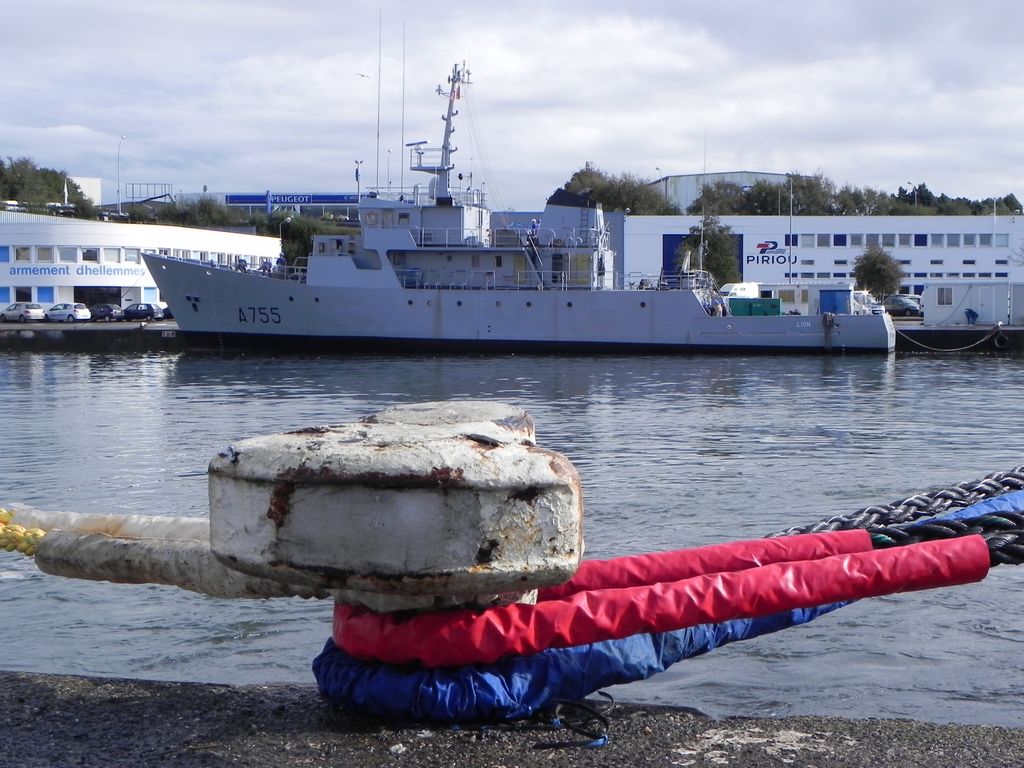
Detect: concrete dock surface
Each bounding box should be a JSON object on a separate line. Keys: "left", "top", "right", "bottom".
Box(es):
{"left": 2, "top": 670, "right": 1021, "bottom": 767}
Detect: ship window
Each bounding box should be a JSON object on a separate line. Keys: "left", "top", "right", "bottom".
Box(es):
{"left": 495, "top": 255, "right": 503, "bottom": 268}
{"left": 398, "top": 212, "right": 410, "bottom": 224}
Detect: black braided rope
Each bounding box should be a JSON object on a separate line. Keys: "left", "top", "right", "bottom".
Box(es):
{"left": 768, "top": 465, "right": 1024, "bottom": 537}
{"left": 868, "top": 513, "right": 1024, "bottom": 567}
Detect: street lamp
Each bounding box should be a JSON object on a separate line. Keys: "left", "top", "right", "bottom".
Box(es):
{"left": 787, "top": 174, "right": 794, "bottom": 284}
{"left": 117, "top": 135, "right": 127, "bottom": 215}
{"left": 278, "top": 216, "right": 292, "bottom": 240}
{"left": 907, "top": 181, "right": 917, "bottom": 207}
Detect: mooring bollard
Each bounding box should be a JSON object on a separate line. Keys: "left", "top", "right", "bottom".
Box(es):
{"left": 207, "top": 400, "right": 585, "bottom": 610}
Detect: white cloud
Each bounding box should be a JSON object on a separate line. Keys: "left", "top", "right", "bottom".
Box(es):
{"left": 3, "top": 0, "right": 1023, "bottom": 207}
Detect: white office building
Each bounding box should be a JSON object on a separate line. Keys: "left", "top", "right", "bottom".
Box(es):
{"left": 0, "top": 212, "right": 280, "bottom": 309}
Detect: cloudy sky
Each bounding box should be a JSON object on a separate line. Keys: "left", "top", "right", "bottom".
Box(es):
{"left": 5, "top": 1, "right": 1023, "bottom": 210}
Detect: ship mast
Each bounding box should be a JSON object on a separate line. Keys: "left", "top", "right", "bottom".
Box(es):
{"left": 434, "top": 62, "right": 469, "bottom": 204}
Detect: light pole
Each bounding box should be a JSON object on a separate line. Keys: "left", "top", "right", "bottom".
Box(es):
{"left": 278, "top": 216, "right": 292, "bottom": 241}
{"left": 117, "top": 135, "right": 126, "bottom": 215}
{"left": 907, "top": 181, "right": 917, "bottom": 207}
{"left": 787, "top": 174, "right": 794, "bottom": 284}
{"left": 387, "top": 149, "right": 392, "bottom": 194}
{"left": 355, "top": 160, "right": 363, "bottom": 199}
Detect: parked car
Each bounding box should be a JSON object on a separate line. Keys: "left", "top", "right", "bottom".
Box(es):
{"left": 158, "top": 302, "right": 174, "bottom": 320}
{"left": 883, "top": 294, "right": 923, "bottom": 317}
{"left": 44, "top": 302, "right": 91, "bottom": 322}
{"left": 123, "top": 303, "right": 165, "bottom": 321}
{"left": 0, "top": 302, "right": 45, "bottom": 322}
{"left": 89, "top": 303, "right": 125, "bottom": 322}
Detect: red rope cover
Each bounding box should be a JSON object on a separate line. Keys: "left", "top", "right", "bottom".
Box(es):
{"left": 334, "top": 533, "right": 990, "bottom": 667}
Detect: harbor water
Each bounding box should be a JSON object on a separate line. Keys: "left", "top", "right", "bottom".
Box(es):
{"left": 1, "top": 350, "right": 1023, "bottom": 726}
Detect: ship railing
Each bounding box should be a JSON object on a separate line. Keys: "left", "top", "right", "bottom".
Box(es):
{"left": 625, "top": 270, "right": 719, "bottom": 291}
{"left": 414, "top": 227, "right": 487, "bottom": 248}
{"left": 363, "top": 186, "right": 487, "bottom": 208}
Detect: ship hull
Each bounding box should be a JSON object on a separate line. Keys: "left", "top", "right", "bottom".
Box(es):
{"left": 147, "top": 255, "right": 895, "bottom": 354}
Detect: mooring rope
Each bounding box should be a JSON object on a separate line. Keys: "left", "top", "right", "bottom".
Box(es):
{"left": 769, "top": 465, "right": 1024, "bottom": 537}
{"left": 894, "top": 323, "right": 1006, "bottom": 353}
{"left": 868, "top": 513, "right": 1024, "bottom": 567}
{"left": 0, "top": 509, "right": 46, "bottom": 557}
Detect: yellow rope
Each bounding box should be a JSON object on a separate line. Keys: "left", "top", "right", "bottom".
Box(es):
{"left": 0, "top": 508, "right": 46, "bottom": 557}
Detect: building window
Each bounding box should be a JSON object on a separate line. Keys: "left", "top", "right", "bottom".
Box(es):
{"left": 882, "top": 234, "right": 896, "bottom": 247}
{"left": 58, "top": 246, "right": 76, "bottom": 263}
{"left": 963, "top": 233, "right": 976, "bottom": 246}
{"left": 979, "top": 272, "right": 992, "bottom": 278}
{"left": 784, "top": 234, "right": 798, "bottom": 246}
{"left": 979, "top": 233, "right": 993, "bottom": 246}
{"left": 800, "top": 259, "right": 815, "bottom": 266}
{"left": 37, "top": 246, "right": 54, "bottom": 262}
{"left": 947, "top": 272, "right": 960, "bottom": 278}
{"left": 14, "top": 246, "right": 31, "bottom": 261}
{"left": 83, "top": 248, "right": 99, "bottom": 262}
{"left": 996, "top": 259, "right": 1008, "bottom": 265}
{"left": 996, "top": 272, "right": 1008, "bottom": 277}
{"left": 834, "top": 272, "right": 847, "bottom": 277}
{"left": 898, "top": 259, "right": 911, "bottom": 265}
{"left": 833, "top": 234, "right": 847, "bottom": 246}
{"left": 963, "top": 259, "right": 976, "bottom": 265}
{"left": 937, "top": 286, "right": 953, "bottom": 305}
{"left": 931, "top": 234, "right": 945, "bottom": 247}
{"left": 913, "top": 272, "right": 927, "bottom": 277}
{"left": 800, "top": 272, "right": 814, "bottom": 278}
{"left": 946, "top": 234, "right": 961, "bottom": 247}
{"left": 849, "top": 234, "right": 863, "bottom": 247}
{"left": 833, "top": 259, "right": 848, "bottom": 265}
{"left": 914, "top": 234, "right": 928, "bottom": 246}
{"left": 816, "top": 272, "right": 830, "bottom": 278}
{"left": 866, "top": 234, "right": 880, "bottom": 246}
{"left": 995, "top": 233, "right": 1009, "bottom": 247}
{"left": 816, "top": 233, "right": 830, "bottom": 247}
{"left": 963, "top": 272, "right": 976, "bottom": 277}
{"left": 801, "top": 234, "right": 815, "bottom": 247}
{"left": 898, "top": 234, "right": 912, "bottom": 246}
{"left": 124, "top": 248, "right": 140, "bottom": 263}
{"left": 929, "top": 272, "right": 944, "bottom": 277}
{"left": 15, "top": 287, "right": 31, "bottom": 301}
{"left": 930, "top": 259, "right": 943, "bottom": 265}
{"left": 102, "top": 247, "right": 120, "bottom": 263}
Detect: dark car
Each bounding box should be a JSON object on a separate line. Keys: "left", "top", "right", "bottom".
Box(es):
{"left": 883, "top": 294, "right": 923, "bottom": 318}
{"left": 123, "top": 303, "right": 165, "bottom": 321}
{"left": 89, "top": 303, "right": 125, "bottom": 322}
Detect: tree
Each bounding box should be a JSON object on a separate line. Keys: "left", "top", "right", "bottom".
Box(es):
{"left": 564, "top": 163, "right": 681, "bottom": 215}
{"left": 852, "top": 244, "right": 903, "bottom": 298}
{"left": 679, "top": 215, "right": 740, "bottom": 286}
